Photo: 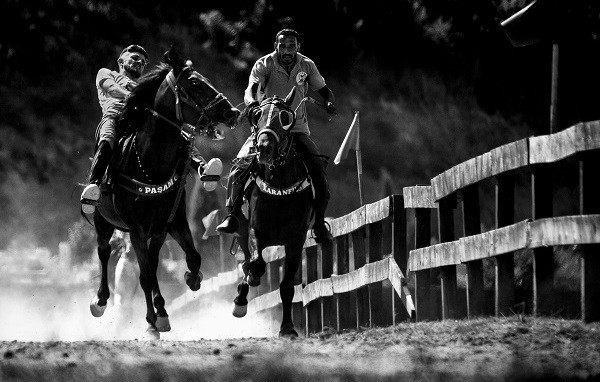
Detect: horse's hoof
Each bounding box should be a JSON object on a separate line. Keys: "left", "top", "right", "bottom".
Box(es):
{"left": 155, "top": 316, "right": 171, "bottom": 332}
{"left": 232, "top": 303, "right": 247, "bottom": 318}
{"left": 185, "top": 270, "right": 203, "bottom": 291}
{"left": 279, "top": 324, "right": 298, "bottom": 339}
{"left": 142, "top": 326, "right": 160, "bottom": 341}
{"left": 90, "top": 297, "right": 107, "bottom": 318}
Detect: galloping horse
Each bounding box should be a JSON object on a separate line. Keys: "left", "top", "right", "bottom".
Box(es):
{"left": 232, "top": 88, "right": 314, "bottom": 337}
{"left": 89, "top": 47, "right": 239, "bottom": 338}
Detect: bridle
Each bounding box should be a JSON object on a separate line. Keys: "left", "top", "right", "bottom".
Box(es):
{"left": 145, "top": 66, "right": 230, "bottom": 142}
{"left": 251, "top": 97, "right": 296, "bottom": 168}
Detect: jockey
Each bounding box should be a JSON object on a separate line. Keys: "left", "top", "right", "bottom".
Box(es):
{"left": 216, "top": 29, "right": 336, "bottom": 243}
{"left": 81, "top": 45, "right": 222, "bottom": 214}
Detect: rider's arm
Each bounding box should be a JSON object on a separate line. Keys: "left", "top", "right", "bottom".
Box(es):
{"left": 244, "top": 82, "right": 261, "bottom": 107}
{"left": 96, "top": 68, "right": 131, "bottom": 99}
{"left": 317, "top": 85, "right": 336, "bottom": 114}
{"left": 243, "top": 56, "right": 268, "bottom": 107}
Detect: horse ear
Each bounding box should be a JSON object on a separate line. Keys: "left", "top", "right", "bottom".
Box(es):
{"left": 163, "top": 46, "right": 184, "bottom": 73}
{"left": 284, "top": 86, "right": 297, "bottom": 106}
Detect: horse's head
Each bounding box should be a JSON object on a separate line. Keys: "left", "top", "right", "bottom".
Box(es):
{"left": 251, "top": 87, "right": 297, "bottom": 166}
{"left": 158, "top": 47, "right": 240, "bottom": 138}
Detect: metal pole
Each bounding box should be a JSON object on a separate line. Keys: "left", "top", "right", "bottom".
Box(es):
{"left": 355, "top": 112, "right": 364, "bottom": 206}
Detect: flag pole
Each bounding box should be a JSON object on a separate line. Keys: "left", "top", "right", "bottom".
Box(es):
{"left": 354, "top": 111, "right": 364, "bottom": 206}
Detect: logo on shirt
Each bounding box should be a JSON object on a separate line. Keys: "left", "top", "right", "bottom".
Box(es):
{"left": 296, "top": 71, "right": 307, "bottom": 85}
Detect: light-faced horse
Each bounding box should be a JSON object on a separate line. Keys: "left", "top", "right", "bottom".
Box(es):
{"left": 232, "top": 88, "right": 313, "bottom": 337}
{"left": 89, "top": 47, "right": 239, "bottom": 338}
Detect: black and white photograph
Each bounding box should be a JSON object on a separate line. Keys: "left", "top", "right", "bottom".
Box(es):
{"left": 1, "top": 0, "right": 600, "bottom": 380}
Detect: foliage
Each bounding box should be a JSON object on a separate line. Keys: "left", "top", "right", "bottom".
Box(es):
{"left": 1, "top": 0, "right": 600, "bottom": 248}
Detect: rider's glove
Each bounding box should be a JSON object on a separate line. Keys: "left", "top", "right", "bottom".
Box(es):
{"left": 325, "top": 101, "right": 337, "bottom": 115}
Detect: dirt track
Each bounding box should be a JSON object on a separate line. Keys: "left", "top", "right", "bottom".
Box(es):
{"left": 2, "top": 317, "right": 600, "bottom": 382}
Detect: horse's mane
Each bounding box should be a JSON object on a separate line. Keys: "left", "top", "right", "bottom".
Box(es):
{"left": 116, "top": 63, "right": 171, "bottom": 135}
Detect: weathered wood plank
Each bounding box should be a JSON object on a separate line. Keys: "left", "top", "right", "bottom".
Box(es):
{"left": 529, "top": 120, "right": 600, "bottom": 164}
{"left": 302, "top": 278, "right": 334, "bottom": 306}
{"left": 262, "top": 246, "right": 285, "bottom": 263}
{"left": 403, "top": 186, "right": 436, "bottom": 209}
{"left": 529, "top": 215, "right": 600, "bottom": 247}
{"left": 408, "top": 240, "right": 461, "bottom": 271}
{"left": 248, "top": 289, "right": 280, "bottom": 314}
{"left": 431, "top": 139, "right": 529, "bottom": 201}
{"left": 303, "top": 197, "right": 391, "bottom": 250}
{"left": 460, "top": 220, "right": 530, "bottom": 262}
{"left": 330, "top": 259, "right": 389, "bottom": 295}
{"left": 388, "top": 258, "right": 415, "bottom": 316}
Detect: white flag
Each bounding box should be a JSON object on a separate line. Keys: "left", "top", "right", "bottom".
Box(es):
{"left": 334, "top": 111, "right": 360, "bottom": 165}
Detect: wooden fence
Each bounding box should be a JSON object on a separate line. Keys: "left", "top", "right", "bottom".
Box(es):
{"left": 406, "top": 120, "right": 600, "bottom": 323}
{"left": 169, "top": 119, "right": 600, "bottom": 334}
{"left": 169, "top": 195, "right": 415, "bottom": 335}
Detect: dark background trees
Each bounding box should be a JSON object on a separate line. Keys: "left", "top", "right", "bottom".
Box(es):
{"left": 1, "top": 0, "right": 599, "bottom": 251}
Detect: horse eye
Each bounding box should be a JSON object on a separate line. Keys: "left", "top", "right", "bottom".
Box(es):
{"left": 279, "top": 110, "right": 294, "bottom": 130}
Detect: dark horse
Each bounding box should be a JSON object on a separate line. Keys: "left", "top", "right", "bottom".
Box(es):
{"left": 89, "top": 47, "right": 239, "bottom": 338}
{"left": 232, "top": 88, "right": 314, "bottom": 338}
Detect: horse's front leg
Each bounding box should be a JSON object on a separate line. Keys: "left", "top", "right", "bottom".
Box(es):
{"left": 278, "top": 238, "right": 304, "bottom": 338}
{"left": 128, "top": 230, "right": 160, "bottom": 335}
{"left": 246, "top": 227, "right": 266, "bottom": 287}
{"left": 90, "top": 214, "right": 115, "bottom": 317}
{"left": 168, "top": 215, "right": 203, "bottom": 291}
{"left": 148, "top": 233, "right": 170, "bottom": 332}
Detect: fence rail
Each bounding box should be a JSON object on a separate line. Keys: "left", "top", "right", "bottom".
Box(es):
{"left": 169, "top": 120, "right": 600, "bottom": 334}
{"left": 406, "top": 120, "right": 600, "bottom": 323}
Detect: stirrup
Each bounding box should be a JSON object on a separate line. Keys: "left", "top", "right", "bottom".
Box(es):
{"left": 313, "top": 220, "right": 333, "bottom": 244}
{"left": 199, "top": 158, "right": 223, "bottom": 192}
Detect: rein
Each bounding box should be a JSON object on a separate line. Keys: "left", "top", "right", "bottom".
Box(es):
{"left": 118, "top": 67, "right": 225, "bottom": 227}
{"left": 145, "top": 69, "right": 229, "bottom": 141}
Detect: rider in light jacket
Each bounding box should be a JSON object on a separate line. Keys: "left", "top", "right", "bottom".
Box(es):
{"left": 216, "top": 29, "right": 336, "bottom": 243}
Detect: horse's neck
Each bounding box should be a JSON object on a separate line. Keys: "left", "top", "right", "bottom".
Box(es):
{"left": 136, "top": 117, "right": 182, "bottom": 179}
{"left": 260, "top": 152, "right": 306, "bottom": 188}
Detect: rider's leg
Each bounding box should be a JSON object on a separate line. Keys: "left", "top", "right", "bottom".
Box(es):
{"left": 215, "top": 164, "right": 250, "bottom": 234}
{"left": 216, "top": 135, "right": 255, "bottom": 234}
{"left": 81, "top": 120, "right": 116, "bottom": 214}
{"left": 294, "top": 133, "right": 333, "bottom": 243}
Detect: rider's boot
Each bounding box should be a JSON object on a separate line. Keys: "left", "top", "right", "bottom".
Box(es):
{"left": 81, "top": 140, "right": 112, "bottom": 215}
{"left": 194, "top": 157, "right": 223, "bottom": 192}
{"left": 312, "top": 209, "right": 333, "bottom": 244}
{"left": 216, "top": 165, "right": 248, "bottom": 234}
{"left": 304, "top": 153, "right": 333, "bottom": 244}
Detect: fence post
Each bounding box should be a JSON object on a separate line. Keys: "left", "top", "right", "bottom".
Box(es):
{"left": 335, "top": 234, "right": 356, "bottom": 330}
{"left": 494, "top": 172, "right": 516, "bottom": 316}
{"left": 531, "top": 164, "right": 554, "bottom": 316}
{"left": 352, "top": 228, "right": 370, "bottom": 327}
{"left": 461, "top": 184, "right": 485, "bottom": 318}
{"left": 414, "top": 208, "right": 435, "bottom": 321}
{"left": 367, "top": 220, "right": 387, "bottom": 326}
{"left": 438, "top": 194, "right": 459, "bottom": 319}
{"left": 391, "top": 195, "right": 409, "bottom": 323}
{"left": 304, "top": 246, "right": 320, "bottom": 334}
{"left": 319, "top": 241, "right": 336, "bottom": 329}
{"left": 579, "top": 150, "right": 600, "bottom": 322}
